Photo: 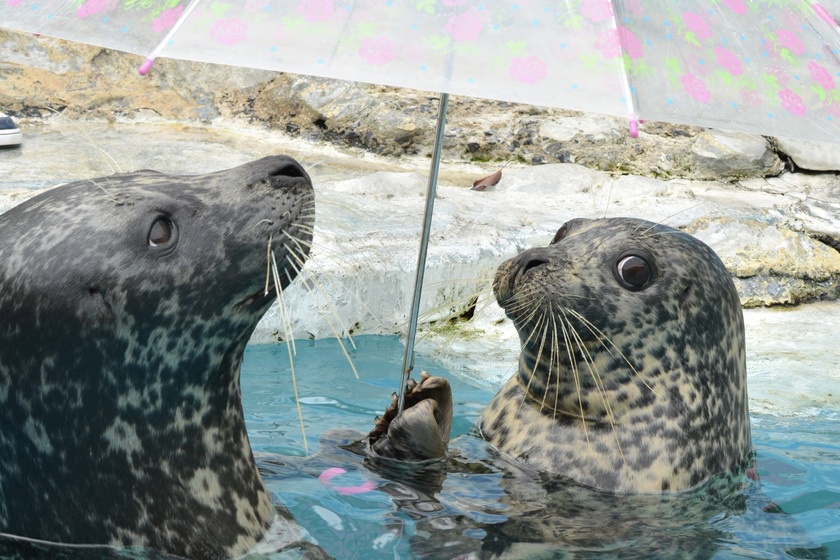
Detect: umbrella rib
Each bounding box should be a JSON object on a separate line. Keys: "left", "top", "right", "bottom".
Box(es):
{"left": 138, "top": 0, "right": 204, "bottom": 75}
{"left": 608, "top": 0, "right": 640, "bottom": 138}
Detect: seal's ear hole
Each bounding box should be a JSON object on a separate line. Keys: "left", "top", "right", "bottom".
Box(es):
{"left": 550, "top": 224, "right": 568, "bottom": 244}
{"left": 616, "top": 254, "right": 652, "bottom": 291}
{"left": 148, "top": 217, "right": 176, "bottom": 248}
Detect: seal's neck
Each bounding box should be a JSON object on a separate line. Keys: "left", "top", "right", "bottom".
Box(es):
{"left": 515, "top": 337, "right": 653, "bottom": 422}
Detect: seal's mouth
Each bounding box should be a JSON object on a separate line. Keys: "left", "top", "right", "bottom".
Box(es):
{"left": 236, "top": 284, "right": 276, "bottom": 310}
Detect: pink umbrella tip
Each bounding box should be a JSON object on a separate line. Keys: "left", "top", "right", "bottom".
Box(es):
{"left": 629, "top": 118, "right": 639, "bottom": 139}
{"left": 138, "top": 58, "right": 155, "bottom": 76}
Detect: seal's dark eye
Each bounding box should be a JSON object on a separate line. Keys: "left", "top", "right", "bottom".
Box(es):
{"left": 550, "top": 224, "right": 568, "bottom": 244}
{"left": 616, "top": 255, "right": 651, "bottom": 290}
{"left": 148, "top": 217, "right": 174, "bottom": 247}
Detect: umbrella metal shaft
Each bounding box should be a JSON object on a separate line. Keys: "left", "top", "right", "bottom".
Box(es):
{"left": 397, "top": 92, "right": 449, "bottom": 413}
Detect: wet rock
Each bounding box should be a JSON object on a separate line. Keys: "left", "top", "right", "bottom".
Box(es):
{"left": 689, "top": 130, "right": 783, "bottom": 180}
{"left": 684, "top": 217, "right": 840, "bottom": 306}
{"left": 774, "top": 136, "right": 840, "bottom": 172}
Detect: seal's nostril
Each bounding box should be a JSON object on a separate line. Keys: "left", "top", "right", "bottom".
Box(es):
{"left": 270, "top": 162, "right": 307, "bottom": 179}
{"left": 521, "top": 258, "right": 548, "bottom": 275}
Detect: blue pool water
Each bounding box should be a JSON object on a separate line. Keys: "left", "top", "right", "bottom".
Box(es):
{"left": 243, "top": 335, "right": 840, "bottom": 560}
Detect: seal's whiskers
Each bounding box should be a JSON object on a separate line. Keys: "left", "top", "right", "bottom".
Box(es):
{"left": 556, "top": 310, "right": 590, "bottom": 447}
{"left": 271, "top": 248, "right": 308, "bottom": 454}
{"left": 285, "top": 238, "right": 360, "bottom": 379}
{"left": 517, "top": 307, "right": 550, "bottom": 418}
{"left": 562, "top": 308, "right": 626, "bottom": 465}
{"left": 632, "top": 203, "right": 707, "bottom": 238}
{"left": 566, "top": 309, "right": 661, "bottom": 398}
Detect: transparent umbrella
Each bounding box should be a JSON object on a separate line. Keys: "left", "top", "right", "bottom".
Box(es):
{"left": 4, "top": 0, "right": 840, "bottom": 408}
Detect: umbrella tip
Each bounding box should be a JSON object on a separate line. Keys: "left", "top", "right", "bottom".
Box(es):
{"left": 138, "top": 58, "right": 155, "bottom": 76}
{"left": 628, "top": 118, "right": 639, "bottom": 139}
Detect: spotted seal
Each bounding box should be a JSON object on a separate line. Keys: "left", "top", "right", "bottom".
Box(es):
{"left": 371, "top": 217, "right": 751, "bottom": 494}
{"left": 0, "top": 156, "right": 316, "bottom": 559}
{"left": 481, "top": 217, "right": 751, "bottom": 492}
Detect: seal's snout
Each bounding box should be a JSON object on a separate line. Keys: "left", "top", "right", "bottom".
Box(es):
{"left": 494, "top": 249, "right": 550, "bottom": 309}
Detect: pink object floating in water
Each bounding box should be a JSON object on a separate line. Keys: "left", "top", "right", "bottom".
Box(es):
{"left": 318, "top": 467, "right": 376, "bottom": 495}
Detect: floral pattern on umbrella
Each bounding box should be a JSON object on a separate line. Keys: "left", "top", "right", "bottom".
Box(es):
{"left": 4, "top": 0, "right": 840, "bottom": 142}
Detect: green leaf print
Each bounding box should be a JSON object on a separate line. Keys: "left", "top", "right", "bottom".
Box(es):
{"left": 564, "top": 15, "right": 583, "bottom": 32}
{"left": 779, "top": 48, "right": 796, "bottom": 64}
{"left": 416, "top": 0, "right": 435, "bottom": 15}
{"left": 664, "top": 57, "right": 681, "bottom": 76}
{"left": 355, "top": 22, "right": 378, "bottom": 38}
{"left": 763, "top": 73, "right": 779, "bottom": 92}
{"left": 281, "top": 15, "right": 304, "bottom": 29}
{"left": 506, "top": 41, "right": 526, "bottom": 56}
{"left": 429, "top": 35, "right": 451, "bottom": 52}
{"left": 684, "top": 31, "right": 700, "bottom": 48}
{"left": 580, "top": 53, "right": 601, "bottom": 70}
{"left": 812, "top": 84, "right": 827, "bottom": 102}
{"left": 210, "top": 1, "right": 230, "bottom": 19}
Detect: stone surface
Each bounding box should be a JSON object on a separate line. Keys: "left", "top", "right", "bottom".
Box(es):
{"left": 689, "top": 130, "right": 783, "bottom": 180}
{"left": 684, "top": 217, "right": 840, "bottom": 306}
{"left": 775, "top": 136, "right": 840, "bottom": 172}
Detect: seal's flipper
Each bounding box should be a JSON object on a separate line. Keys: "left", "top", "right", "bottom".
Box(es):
{"left": 367, "top": 371, "right": 453, "bottom": 461}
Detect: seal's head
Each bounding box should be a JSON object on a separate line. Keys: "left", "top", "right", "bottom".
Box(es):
{"left": 0, "top": 156, "right": 314, "bottom": 558}
{"left": 481, "top": 217, "right": 750, "bottom": 493}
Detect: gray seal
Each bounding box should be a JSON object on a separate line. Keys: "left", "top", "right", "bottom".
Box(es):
{"left": 0, "top": 156, "right": 316, "bottom": 559}
{"left": 481, "top": 217, "right": 751, "bottom": 492}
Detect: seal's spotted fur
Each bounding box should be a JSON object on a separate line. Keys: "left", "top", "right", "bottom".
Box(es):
{"left": 0, "top": 156, "right": 314, "bottom": 559}
{"left": 480, "top": 217, "right": 751, "bottom": 493}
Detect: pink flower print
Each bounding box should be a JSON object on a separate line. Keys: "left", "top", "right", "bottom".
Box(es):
{"left": 776, "top": 29, "right": 805, "bottom": 56}
{"left": 7, "top": 0, "right": 24, "bottom": 6}
{"left": 444, "top": 9, "right": 486, "bottom": 42}
{"left": 779, "top": 88, "right": 806, "bottom": 116}
{"left": 210, "top": 18, "right": 248, "bottom": 46}
{"left": 825, "top": 101, "right": 840, "bottom": 118}
{"left": 809, "top": 61, "right": 836, "bottom": 90}
{"left": 580, "top": 0, "right": 612, "bottom": 23}
{"left": 508, "top": 55, "right": 548, "bottom": 84}
{"left": 359, "top": 36, "right": 397, "bottom": 65}
{"left": 594, "top": 27, "right": 643, "bottom": 60}
{"left": 681, "top": 73, "right": 711, "bottom": 103}
{"left": 766, "top": 66, "right": 790, "bottom": 85}
{"left": 620, "top": 28, "right": 644, "bottom": 59}
{"left": 740, "top": 88, "right": 762, "bottom": 107}
{"left": 714, "top": 46, "right": 742, "bottom": 76}
{"left": 76, "top": 0, "right": 113, "bottom": 19}
{"left": 682, "top": 12, "right": 712, "bottom": 40}
{"left": 721, "top": 0, "right": 747, "bottom": 15}
{"left": 297, "top": 0, "right": 334, "bottom": 22}
{"left": 152, "top": 6, "right": 183, "bottom": 33}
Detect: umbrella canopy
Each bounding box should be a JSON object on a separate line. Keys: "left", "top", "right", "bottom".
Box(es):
{"left": 3, "top": 0, "right": 840, "bottom": 143}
